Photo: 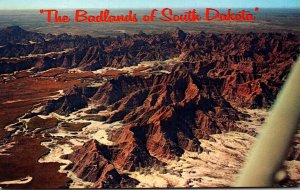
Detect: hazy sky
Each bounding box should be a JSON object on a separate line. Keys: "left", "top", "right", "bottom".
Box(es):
{"left": 0, "top": 0, "right": 299, "bottom": 9}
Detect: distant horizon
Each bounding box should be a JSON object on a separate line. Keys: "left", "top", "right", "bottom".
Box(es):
{"left": 0, "top": 0, "right": 299, "bottom": 10}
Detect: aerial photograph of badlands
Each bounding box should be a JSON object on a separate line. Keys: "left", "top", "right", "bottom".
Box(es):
{"left": 0, "top": 0, "right": 299, "bottom": 188}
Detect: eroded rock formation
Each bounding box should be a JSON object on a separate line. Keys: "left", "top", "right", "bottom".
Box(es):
{"left": 1, "top": 26, "right": 299, "bottom": 188}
